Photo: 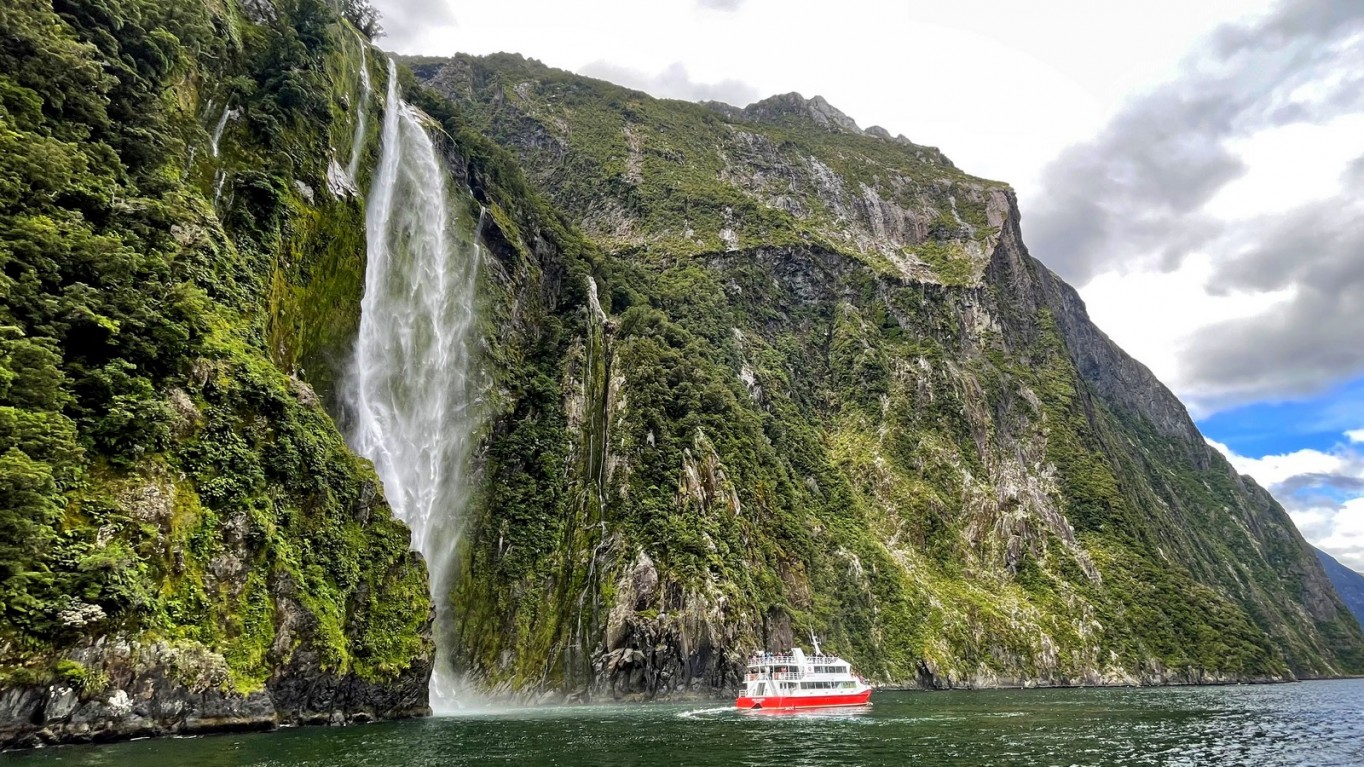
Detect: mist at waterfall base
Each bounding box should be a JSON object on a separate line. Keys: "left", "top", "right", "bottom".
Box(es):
{"left": 343, "top": 59, "right": 484, "bottom": 713}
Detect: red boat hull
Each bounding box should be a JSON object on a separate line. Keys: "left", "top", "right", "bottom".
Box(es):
{"left": 735, "top": 689, "right": 871, "bottom": 710}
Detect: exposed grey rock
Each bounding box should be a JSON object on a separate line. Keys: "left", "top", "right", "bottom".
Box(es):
{"left": 240, "top": 0, "right": 276, "bottom": 24}
{"left": 740, "top": 92, "right": 863, "bottom": 134}
{"left": 699, "top": 100, "right": 744, "bottom": 120}
{"left": 327, "top": 158, "right": 358, "bottom": 198}
{"left": 42, "top": 686, "right": 79, "bottom": 723}
{"left": 166, "top": 387, "right": 200, "bottom": 438}
{"left": 56, "top": 600, "right": 106, "bottom": 631}
{"left": 290, "top": 375, "right": 320, "bottom": 408}
{"left": 1, "top": 628, "right": 430, "bottom": 749}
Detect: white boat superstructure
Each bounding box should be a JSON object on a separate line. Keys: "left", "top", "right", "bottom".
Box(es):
{"left": 736, "top": 643, "right": 871, "bottom": 710}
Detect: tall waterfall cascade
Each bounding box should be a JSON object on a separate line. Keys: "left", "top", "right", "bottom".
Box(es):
{"left": 344, "top": 59, "right": 482, "bottom": 713}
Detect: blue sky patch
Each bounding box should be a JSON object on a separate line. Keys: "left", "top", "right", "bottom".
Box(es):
{"left": 1197, "top": 376, "right": 1364, "bottom": 459}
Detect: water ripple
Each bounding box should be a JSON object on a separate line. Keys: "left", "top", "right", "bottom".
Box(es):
{"left": 7, "top": 679, "right": 1364, "bottom": 766}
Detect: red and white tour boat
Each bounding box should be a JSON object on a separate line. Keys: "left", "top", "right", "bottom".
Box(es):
{"left": 736, "top": 639, "right": 872, "bottom": 710}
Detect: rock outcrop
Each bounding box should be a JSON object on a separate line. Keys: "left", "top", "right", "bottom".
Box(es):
{"left": 0, "top": 634, "right": 430, "bottom": 748}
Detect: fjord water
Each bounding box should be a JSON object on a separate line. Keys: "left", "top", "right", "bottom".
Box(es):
{"left": 7, "top": 681, "right": 1362, "bottom": 766}
{"left": 343, "top": 60, "right": 481, "bottom": 712}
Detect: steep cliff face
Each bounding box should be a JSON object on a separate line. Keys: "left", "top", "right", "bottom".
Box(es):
{"left": 409, "top": 53, "right": 1364, "bottom": 697}
{"left": 0, "top": 0, "right": 431, "bottom": 747}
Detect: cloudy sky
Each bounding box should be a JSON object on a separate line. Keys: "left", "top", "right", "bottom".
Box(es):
{"left": 372, "top": 0, "right": 1364, "bottom": 571}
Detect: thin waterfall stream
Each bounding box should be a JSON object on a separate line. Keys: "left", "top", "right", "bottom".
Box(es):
{"left": 210, "top": 105, "right": 237, "bottom": 158}
{"left": 344, "top": 59, "right": 482, "bottom": 712}
{"left": 345, "top": 33, "right": 372, "bottom": 184}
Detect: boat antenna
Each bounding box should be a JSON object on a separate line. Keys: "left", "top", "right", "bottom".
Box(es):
{"left": 810, "top": 630, "right": 822, "bottom": 657}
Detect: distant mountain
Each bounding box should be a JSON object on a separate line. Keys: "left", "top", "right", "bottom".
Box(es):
{"left": 1316, "top": 548, "right": 1364, "bottom": 628}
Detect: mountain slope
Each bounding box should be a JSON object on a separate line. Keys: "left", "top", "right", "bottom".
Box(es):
{"left": 408, "top": 52, "right": 1364, "bottom": 694}
{"left": 1316, "top": 548, "right": 1364, "bottom": 629}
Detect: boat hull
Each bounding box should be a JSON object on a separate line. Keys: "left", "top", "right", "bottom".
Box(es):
{"left": 735, "top": 689, "right": 872, "bottom": 710}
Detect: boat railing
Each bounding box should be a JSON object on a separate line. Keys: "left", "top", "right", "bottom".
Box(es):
{"left": 747, "top": 654, "right": 845, "bottom": 665}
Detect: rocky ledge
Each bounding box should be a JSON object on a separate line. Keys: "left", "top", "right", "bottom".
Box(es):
{"left": 0, "top": 639, "right": 430, "bottom": 750}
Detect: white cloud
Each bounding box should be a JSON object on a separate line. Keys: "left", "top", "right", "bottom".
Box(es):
{"left": 578, "top": 61, "right": 760, "bottom": 106}
{"left": 1209, "top": 435, "right": 1364, "bottom": 572}
{"left": 1030, "top": 2, "right": 1364, "bottom": 413}
{"left": 1073, "top": 114, "right": 1364, "bottom": 414}
{"left": 1207, "top": 439, "right": 1349, "bottom": 487}
{"left": 1201, "top": 116, "right": 1364, "bottom": 220}
{"left": 1303, "top": 497, "right": 1364, "bottom": 572}
{"left": 1348, "top": 429, "right": 1364, "bottom": 443}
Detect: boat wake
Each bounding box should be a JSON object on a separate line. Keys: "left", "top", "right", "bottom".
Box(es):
{"left": 677, "top": 706, "right": 735, "bottom": 719}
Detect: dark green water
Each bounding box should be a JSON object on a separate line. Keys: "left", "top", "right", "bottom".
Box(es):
{"left": 7, "top": 679, "right": 1363, "bottom": 766}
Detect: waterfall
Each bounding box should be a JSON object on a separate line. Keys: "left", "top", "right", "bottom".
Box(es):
{"left": 345, "top": 59, "right": 482, "bottom": 713}
{"left": 345, "top": 34, "right": 373, "bottom": 184}
{"left": 210, "top": 105, "right": 237, "bottom": 158}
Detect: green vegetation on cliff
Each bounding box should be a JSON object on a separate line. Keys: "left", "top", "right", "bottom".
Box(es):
{"left": 0, "top": 0, "right": 429, "bottom": 704}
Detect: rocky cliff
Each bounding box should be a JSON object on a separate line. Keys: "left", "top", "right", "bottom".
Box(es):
{"left": 0, "top": 0, "right": 431, "bottom": 748}
{"left": 408, "top": 52, "right": 1364, "bottom": 698}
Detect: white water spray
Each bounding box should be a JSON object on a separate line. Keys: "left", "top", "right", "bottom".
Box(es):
{"left": 346, "top": 34, "right": 373, "bottom": 184}
{"left": 345, "top": 60, "right": 482, "bottom": 713}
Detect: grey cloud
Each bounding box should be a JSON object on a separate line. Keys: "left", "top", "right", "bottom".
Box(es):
{"left": 1026, "top": 0, "right": 1364, "bottom": 286}
{"left": 1024, "top": 0, "right": 1364, "bottom": 408}
{"left": 1277, "top": 473, "right": 1364, "bottom": 497}
{"left": 578, "top": 61, "right": 760, "bottom": 108}
{"left": 1181, "top": 164, "right": 1364, "bottom": 404}
{"left": 697, "top": 0, "right": 746, "bottom": 9}
{"left": 371, "top": 0, "right": 459, "bottom": 51}
{"left": 1344, "top": 154, "right": 1364, "bottom": 189}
